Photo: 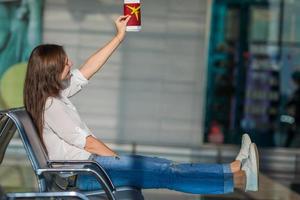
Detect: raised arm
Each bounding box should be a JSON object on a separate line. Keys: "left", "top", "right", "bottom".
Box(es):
{"left": 79, "top": 15, "right": 131, "bottom": 80}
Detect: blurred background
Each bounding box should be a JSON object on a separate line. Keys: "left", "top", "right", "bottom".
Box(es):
{"left": 1, "top": 0, "right": 300, "bottom": 199}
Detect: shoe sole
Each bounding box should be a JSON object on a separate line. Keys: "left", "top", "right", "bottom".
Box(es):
{"left": 246, "top": 143, "right": 259, "bottom": 191}
{"left": 244, "top": 143, "right": 259, "bottom": 191}
{"left": 253, "top": 143, "right": 259, "bottom": 190}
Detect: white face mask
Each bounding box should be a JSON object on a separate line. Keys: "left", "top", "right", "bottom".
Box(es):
{"left": 61, "top": 78, "right": 70, "bottom": 89}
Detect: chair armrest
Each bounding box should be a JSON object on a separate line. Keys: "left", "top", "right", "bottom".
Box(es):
{"left": 47, "top": 160, "right": 114, "bottom": 190}
{"left": 48, "top": 160, "right": 104, "bottom": 171}
{"left": 5, "top": 191, "right": 89, "bottom": 200}
{"left": 36, "top": 168, "right": 116, "bottom": 200}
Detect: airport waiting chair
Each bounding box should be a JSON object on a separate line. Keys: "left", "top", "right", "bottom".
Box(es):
{"left": 0, "top": 108, "right": 144, "bottom": 200}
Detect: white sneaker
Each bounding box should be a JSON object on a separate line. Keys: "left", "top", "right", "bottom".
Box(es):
{"left": 236, "top": 134, "right": 252, "bottom": 161}
{"left": 242, "top": 143, "right": 259, "bottom": 191}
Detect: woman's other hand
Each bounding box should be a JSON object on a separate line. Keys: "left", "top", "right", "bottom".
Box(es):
{"left": 115, "top": 15, "right": 131, "bottom": 42}
{"left": 85, "top": 135, "right": 119, "bottom": 157}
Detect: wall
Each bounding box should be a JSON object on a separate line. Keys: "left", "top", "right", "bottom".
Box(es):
{"left": 43, "top": 0, "right": 210, "bottom": 147}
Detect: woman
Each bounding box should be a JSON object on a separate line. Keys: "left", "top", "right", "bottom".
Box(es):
{"left": 24, "top": 15, "right": 259, "bottom": 194}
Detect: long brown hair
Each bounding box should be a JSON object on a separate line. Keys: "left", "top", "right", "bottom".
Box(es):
{"left": 24, "top": 44, "right": 67, "bottom": 149}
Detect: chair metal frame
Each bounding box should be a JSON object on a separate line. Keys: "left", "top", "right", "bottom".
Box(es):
{"left": 4, "top": 191, "right": 89, "bottom": 200}
{"left": 0, "top": 108, "right": 144, "bottom": 200}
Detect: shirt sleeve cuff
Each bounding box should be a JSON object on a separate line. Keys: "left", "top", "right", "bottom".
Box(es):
{"left": 74, "top": 126, "right": 92, "bottom": 149}
{"left": 71, "top": 69, "right": 88, "bottom": 87}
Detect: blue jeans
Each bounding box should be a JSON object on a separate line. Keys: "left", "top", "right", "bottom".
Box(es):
{"left": 76, "top": 154, "right": 233, "bottom": 194}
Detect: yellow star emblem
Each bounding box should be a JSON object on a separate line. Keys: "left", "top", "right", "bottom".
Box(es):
{"left": 126, "top": 5, "right": 141, "bottom": 21}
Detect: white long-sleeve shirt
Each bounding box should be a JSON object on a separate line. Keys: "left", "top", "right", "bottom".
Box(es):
{"left": 43, "top": 69, "right": 92, "bottom": 160}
